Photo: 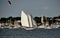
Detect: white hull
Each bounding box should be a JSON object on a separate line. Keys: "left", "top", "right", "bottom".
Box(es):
{"left": 22, "top": 27, "right": 35, "bottom": 30}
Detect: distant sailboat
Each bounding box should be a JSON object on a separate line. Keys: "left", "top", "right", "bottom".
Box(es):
{"left": 21, "top": 10, "right": 37, "bottom": 30}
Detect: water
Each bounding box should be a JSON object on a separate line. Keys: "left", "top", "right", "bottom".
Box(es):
{"left": 0, "top": 28, "right": 60, "bottom": 38}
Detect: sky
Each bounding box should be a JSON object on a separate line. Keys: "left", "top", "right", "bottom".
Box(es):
{"left": 0, "top": 0, "right": 60, "bottom": 18}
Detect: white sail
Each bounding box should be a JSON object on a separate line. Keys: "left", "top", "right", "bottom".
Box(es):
{"left": 21, "top": 11, "right": 29, "bottom": 27}
{"left": 27, "top": 14, "right": 33, "bottom": 27}
{"left": 32, "top": 19, "right": 37, "bottom": 27}
{"left": 21, "top": 10, "right": 37, "bottom": 27}
{"left": 28, "top": 14, "right": 37, "bottom": 27}
{"left": 41, "top": 16, "right": 44, "bottom": 24}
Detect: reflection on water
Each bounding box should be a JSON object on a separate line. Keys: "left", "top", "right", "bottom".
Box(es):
{"left": 0, "top": 28, "right": 60, "bottom": 38}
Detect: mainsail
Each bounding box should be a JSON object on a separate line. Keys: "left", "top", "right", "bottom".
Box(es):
{"left": 21, "top": 10, "right": 37, "bottom": 27}
{"left": 21, "top": 11, "right": 29, "bottom": 27}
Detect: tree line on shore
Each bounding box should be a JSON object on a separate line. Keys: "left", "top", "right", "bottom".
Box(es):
{"left": 0, "top": 15, "right": 60, "bottom": 25}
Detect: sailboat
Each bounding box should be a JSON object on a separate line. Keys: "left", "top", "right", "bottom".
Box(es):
{"left": 21, "top": 11, "right": 37, "bottom": 30}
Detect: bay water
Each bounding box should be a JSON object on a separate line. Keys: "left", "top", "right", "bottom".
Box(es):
{"left": 0, "top": 28, "right": 60, "bottom": 38}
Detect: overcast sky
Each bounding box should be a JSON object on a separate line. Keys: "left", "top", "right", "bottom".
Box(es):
{"left": 0, "top": 0, "right": 60, "bottom": 18}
